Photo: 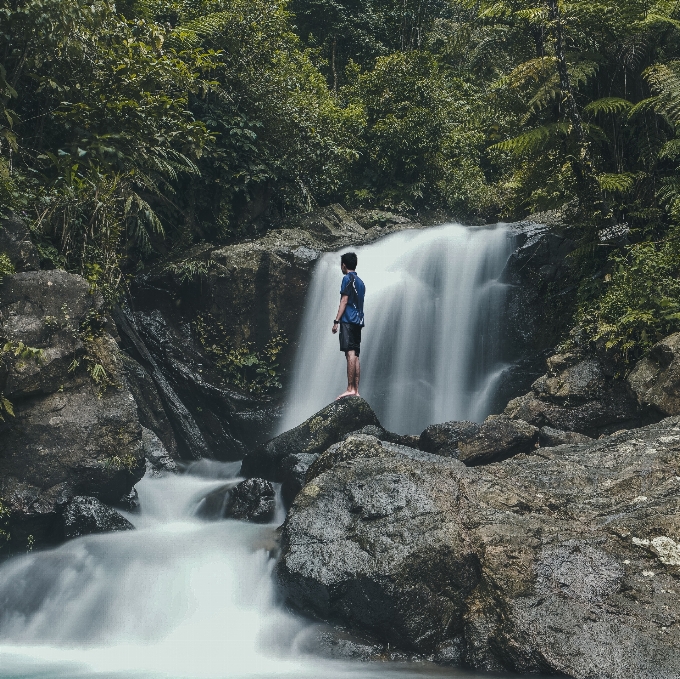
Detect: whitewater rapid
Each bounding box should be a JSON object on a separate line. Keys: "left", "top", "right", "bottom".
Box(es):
{"left": 0, "top": 465, "right": 487, "bottom": 679}
{"left": 280, "top": 223, "right": 515, "bottom": 434}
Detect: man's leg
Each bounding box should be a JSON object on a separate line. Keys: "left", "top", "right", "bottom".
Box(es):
{"left": 336, "top": 350, "right": 358, "bottom": 399}
{"left": 353, "top": 354, "right": 360, "bottom": 396}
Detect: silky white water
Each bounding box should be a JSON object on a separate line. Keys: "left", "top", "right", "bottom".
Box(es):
{"left": 0, "top": 466, "right": 489, "bottom": 679}
{"left": 281, "top": 223, "right": 515, "bottom": 434}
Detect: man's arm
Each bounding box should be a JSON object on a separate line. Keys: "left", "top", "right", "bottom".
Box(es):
{"left": 332, "top": 295, "right": 349, "bottom": 334}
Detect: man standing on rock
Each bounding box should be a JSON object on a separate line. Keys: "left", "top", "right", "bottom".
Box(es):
{"left": 332, "top": 251, "right": 365, "bottom": 399}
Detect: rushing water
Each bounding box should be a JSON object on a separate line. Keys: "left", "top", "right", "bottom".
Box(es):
{"left": 281, "top": 223, "right": 516, "bottom": 434}
{"left": 0, "top": 467, "right": 496, "bottom": 679}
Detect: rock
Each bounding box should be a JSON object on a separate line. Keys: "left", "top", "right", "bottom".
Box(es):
{"left": 504, "top": 355, "right": 650, "bottom": 437}
{"left": 198, "top": 478, "right": 276, "bottom": 523}
{"left": 0, "top": 271, "right": 145, "bottom": 550}
{"left": 538, "top": 425, "right": 593, "bottom": 447}
{"left": 241, "top": 397, "right": 381, "bottom": 482}
{"left": 419, "top": 421, "right": 481, "bottom": 457}
{"left": 142, "top": 426, "right": 177, "bottom": 476}
{"left": 121, "top": 352, "right": 179, "bottom": 457}
{"left": 0, "top": 212, "right": 40, "bottom": 272}
{"left": 628, "top": 333, "right": 680, "bottom": 416}
{"left": 62, "top": 496, "right": 134, "bottom": 539}
{"left": 225, "top": 478, "right": 276, "bottom": 523}
{"left": 456, "top": 416, "right": 538, "bottom": 465}
{"left": 278, "top": 417, "right": 680, "bottom": 677}
{"left": 117, "top": 487, "right": 140, "bottom": 512}
{"left": 277, "top": 437, "right": 480, "bottom": 657}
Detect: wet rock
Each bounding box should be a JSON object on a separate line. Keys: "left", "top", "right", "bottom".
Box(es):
{"left": 142, "top": 426, "right": 177, "bottom": 476}
{"left": 628, "top": 332, "right": 680, "bottom": 416}
{"left": 278, "top": 418, "right": 680, "bottom": 677}
{"left": 226, "top": 478, "right": 276, "bottom": 523}
{"left": 504, "top": 355, "right": 649, "bottom": 437}
{"left": 62, "top": 496, "right": 134, "bottom": 539}
{"left": 280, "top": 452, "right": 318, "bottom": 508}
{"left": 198, "top": 478, "right": 276, "bottom": 523}
{"left": 117, "top": 487, "right": 140, "bottom": 512}
{"left": 456, "top": 416, "right": 538, "bottom": 465}
{"left": 0, "top": 271, "right": 145, "bottom": 549}
{"left": 240, "top": 397, "right": 381, "bottom": 482}
{"left": 121, "top": 352, "right": 179, "bottom": 457}
{"left": 0, "top": 212, "right": 40, "bottom": 272}
{"left": 538, "top": 425, "right": 593, "bottom": 447}
{"left": 418, "top": 421, "right": 481, "bottom": 457}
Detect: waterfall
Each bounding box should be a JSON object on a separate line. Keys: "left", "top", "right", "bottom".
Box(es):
{"left": 280, "top": 223, "right": 515, "bottom": 435}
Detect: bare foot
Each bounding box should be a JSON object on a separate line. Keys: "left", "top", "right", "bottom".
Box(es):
{"left": 335, "top": 389, "right": 357, "bottom": 400}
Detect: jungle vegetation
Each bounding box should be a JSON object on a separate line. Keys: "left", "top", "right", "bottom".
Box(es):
{"left": 1, "top": 0, "right": 680, "bottom": 364}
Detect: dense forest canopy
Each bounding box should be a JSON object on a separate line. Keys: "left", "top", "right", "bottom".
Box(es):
{"left": 1, "top": 0, "right": 680, "bottom": 363}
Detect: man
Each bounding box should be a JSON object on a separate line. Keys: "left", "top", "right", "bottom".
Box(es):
{"left": 332, "top": 251, "right": 365, "bottom": 399}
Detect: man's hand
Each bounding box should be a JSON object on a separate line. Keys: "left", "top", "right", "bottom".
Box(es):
{"left": 333, "top": 295, "right": 348, "bottom": 333}
{"left": 332, "top": 323, "right": 339, "bottom": 334}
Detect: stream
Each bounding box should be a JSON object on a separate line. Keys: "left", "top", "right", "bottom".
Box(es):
{"left": 1, "top": 465, "right": 501, "bottom": 679}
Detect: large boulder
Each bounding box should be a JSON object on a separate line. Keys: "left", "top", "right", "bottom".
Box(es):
{"left": 0, "top": 271, "right": 145, "bottom": 550}
{"left": 62, "top": 496, "right": 134, "bottom": 539}
{"left": 278, "top": 418, "right": 680, "bottom": 677}
{"left": 418, "top": 421, "right": 481, "bottom": 457}
{"left": 240, "top": 397, "right": 381, "bottom": 503}
{"left": 504, "top": 353, "right": 648, "bottom": 437}
{"left": 627, "top": 333, "right": 680, "bottom": 416}
{"left": 456, "top": 415, "right": 538, "bottom": 465}
{"left": 278, "top": 435, "right": 479, "bottom": 661}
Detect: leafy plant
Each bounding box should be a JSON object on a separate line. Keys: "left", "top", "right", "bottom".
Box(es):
{"left": 194, "top": 313, "right": 287, "bottom": 394}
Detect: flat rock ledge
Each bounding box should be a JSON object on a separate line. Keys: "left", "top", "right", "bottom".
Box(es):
{"left": 278, "top": 421, "right": 680, "bottom": 678}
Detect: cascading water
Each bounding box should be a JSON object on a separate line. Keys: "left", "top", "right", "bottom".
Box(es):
{"left": 0, "top": 466, "right": 486, "bottom": 679}
{"left": 280, "top": 223, "right": 516, "bottom": 434}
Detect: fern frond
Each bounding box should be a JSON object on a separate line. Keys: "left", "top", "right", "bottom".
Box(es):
{"left": 659, "top": 138, "right": 680, "bottom": 158}
{"left": 584, "top": 97, "right": 634, "bottom": 115}
{"left": 597, "top": 173, "right": 636, "bottom": 193}
{"left": 491, "top": 122, "right": 571, "bottom": 155}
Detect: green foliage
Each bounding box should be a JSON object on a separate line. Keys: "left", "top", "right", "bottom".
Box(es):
{"left": 578, "top": 228, "right": 680, "bottom": 365}
{"left": 195, "top": 314, "right": 287, "bottom": 394}
{"left": 0, "top": 253, "right": 15, "bottom": 277}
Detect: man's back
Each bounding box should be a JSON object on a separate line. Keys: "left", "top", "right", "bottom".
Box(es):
{"left": 340, "top": 272, "right": 365, "bottom": 326}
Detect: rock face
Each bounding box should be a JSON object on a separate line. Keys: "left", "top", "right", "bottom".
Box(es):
{"left": 628, "top": 332, "right": 680, "bottom": 416}
{"left": 142, "top": 426, "right": 178, "bottom": 476}
{"left": 419, "top": 421, "right": 481, "bottom": 457}
{"left": 278, "top": 419, "right": 680, "bottom": 677}
{"left": 121, "top": 206, "right": 425, "bottom": 456}
{"left": 240, "top": 397, "right": 381, "bottom": 504}
{"left": 198, "top": 478, "right": 276, "bottom": 523}
{"left": 62, "top": 496, "right": 134, "bottom": 539}
{"left": 504, "top": 353, "right": 649, "bottom": 437}
{"left": 0, "top": 271, "right": 145, "bottom": 550}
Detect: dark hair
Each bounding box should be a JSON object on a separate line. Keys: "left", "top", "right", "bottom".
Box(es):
{"left": 341, "top": 252, "right": 358, "bottom": 270}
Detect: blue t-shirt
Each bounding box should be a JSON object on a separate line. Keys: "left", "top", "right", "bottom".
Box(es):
{"left": 340, "top": 272, "right": 365, "bottom": 326}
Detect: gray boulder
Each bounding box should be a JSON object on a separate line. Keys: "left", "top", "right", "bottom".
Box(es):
{"left": 0, "top": 213, "right": 40, "bottom": 272}
{"left": 240, "top": 397, "right": 381, "bottom": 485}
{"left": 63, "top": 496, "right": 134, "bottom": 539}
{"left": 198, "top": 478, "right": 276, "bottom": 523}
{"left": 628, "top": 333, "right": 680, "bottom": 416}
{"left": 0, "top": 271, "right": 145, "bottom": 549}
{"left": 504, "top": 353, "right": 647, "bottom": 437}
{"left": 457, "top": 415, "right": 538, "bottom": 464}
{"left": 419, "top": 421, "right": 481, "bottom": 457}
{"left": 278, "top": 418, "right": 680, "bottom": 677}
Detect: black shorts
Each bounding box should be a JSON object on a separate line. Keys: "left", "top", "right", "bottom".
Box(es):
{"left": 339, "top": 322, "right": 362, "bottom": 356}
